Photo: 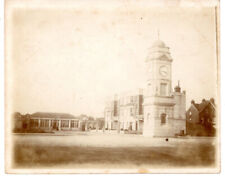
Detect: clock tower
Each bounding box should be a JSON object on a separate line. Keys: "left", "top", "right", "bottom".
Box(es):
{"left": 143, "top": 40, "right": 186, "bottom": 137}
{"left": 146, "top": 40, "right": 172, "bottom": 97}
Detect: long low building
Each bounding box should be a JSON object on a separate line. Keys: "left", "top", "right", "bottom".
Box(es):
{"left": 13, "top": 112, "right": 104, "bottom": 133}
{"left": 30, "top": 112, "right": 81, "bottom": 131}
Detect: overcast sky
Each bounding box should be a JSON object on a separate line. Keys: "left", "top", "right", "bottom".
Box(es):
{"left": 8, "top": 2, "right": 217, "bottom": 117}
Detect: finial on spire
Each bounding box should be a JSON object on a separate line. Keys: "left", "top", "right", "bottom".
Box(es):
{"left": 178, "top": 80, "right": 180, "bottom": 87}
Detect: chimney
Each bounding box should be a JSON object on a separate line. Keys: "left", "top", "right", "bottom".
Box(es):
{"left": 210, "top": 98, "right": 215, "bottom": 104}
{"left": 174, "top": 80, "right": 181, "bottom": 92}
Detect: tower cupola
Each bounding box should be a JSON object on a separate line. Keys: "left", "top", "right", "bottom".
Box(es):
{"left": 146, "top": 40, "right": 172, "bottom": 62}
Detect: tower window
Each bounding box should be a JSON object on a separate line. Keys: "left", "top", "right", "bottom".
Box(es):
{"left": 161, "top": 113, "right": 166, "bottom": 125}
{"left": 160, "top": 83, "right": 167, "bottom": 96}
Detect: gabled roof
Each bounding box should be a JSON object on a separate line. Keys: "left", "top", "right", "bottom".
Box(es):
{"left": 192, "top": 103, "right": 200, "bottom": 110}
{"left": 198, "top": 101, "right": 209, "bottom": 112}
{"left": 209, "top": 101, "right": 216, "bottom": 110}
{"left": 31, "top": 112, "right": 80, "bottom": 119}
{"left": 193, "top": 100, "right": 215, "bottom": 113}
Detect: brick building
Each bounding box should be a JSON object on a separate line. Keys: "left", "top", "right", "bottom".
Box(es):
{"left": 186, "top": 98, "right": 216, "bottom": 136}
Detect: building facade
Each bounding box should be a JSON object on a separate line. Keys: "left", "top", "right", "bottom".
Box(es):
{"left": 104, "top": 90, "right": 144, "bottom": 132}
{"left": 104, "top": 39, "right": 186, "bottom": 137}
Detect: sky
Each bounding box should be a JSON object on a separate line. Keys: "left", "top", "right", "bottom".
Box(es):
{"left": 7, "top": 1, "right": 218, "bottom": 117}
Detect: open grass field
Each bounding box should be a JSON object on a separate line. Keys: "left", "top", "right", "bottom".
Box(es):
{"left": 12, "top": 132, "right": 217, "bottom": 169}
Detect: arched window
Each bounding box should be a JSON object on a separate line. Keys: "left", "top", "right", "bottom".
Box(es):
{"left": 161, "top": 113, "right": 166, "bottom": 125}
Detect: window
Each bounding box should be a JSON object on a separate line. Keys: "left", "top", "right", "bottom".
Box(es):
{"left": 121, "top": 98, "right": 124, "bottom": 105}
{"left": 161, "top": 113, "right": 166, "bottom": 125}
{"left": 44, "top": 120, "right": 49, "bottom": 127}
{"left": 71, "top": 120, "right": 74, "bottom": 128}
{"left": 160, "top": 83, "right": 167, "bottom": 96}
{"left": 130, "top": 96, "right": 133, "bottom": 103}
{"left": 148, "top": 83, "right": 152, "bottom": 92}
{"left": 130, "top": 108, "right": 134, "bottom": 116}
{"left": 121, "top": 109, "right": 123, "bottom": 116}
{"left": 133, "top": 96, "right": 137, "bottom": 102}
{"left": 40, "top": 120, "right": 45, "bottom": 127}
{"left": 52, "top": 120, "right": 59, "bottom": 129}
{"left": 30, "top": 119, "right": 39, "bottom": 127}
{"left": 71, "top": 120, "right": 79, "bottom": 128}
{"left": 61, "top": 120, "right": 69, "bottom": 127}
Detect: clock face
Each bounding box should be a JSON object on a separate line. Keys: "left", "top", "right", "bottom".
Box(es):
{"left": 159, "top": 66, "right": 168, "bottom": 76}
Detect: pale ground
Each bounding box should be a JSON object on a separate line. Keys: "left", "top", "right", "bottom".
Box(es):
{"left": 12, "top": 132, "right": 217, "bottom": 170}
{"left": 13, "top": 131, "right": 215, "bottom": 147}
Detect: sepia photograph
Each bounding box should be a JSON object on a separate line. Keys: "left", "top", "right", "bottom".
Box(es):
{"left": 4, "top": 0, "right": 220, "bottom": 174}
